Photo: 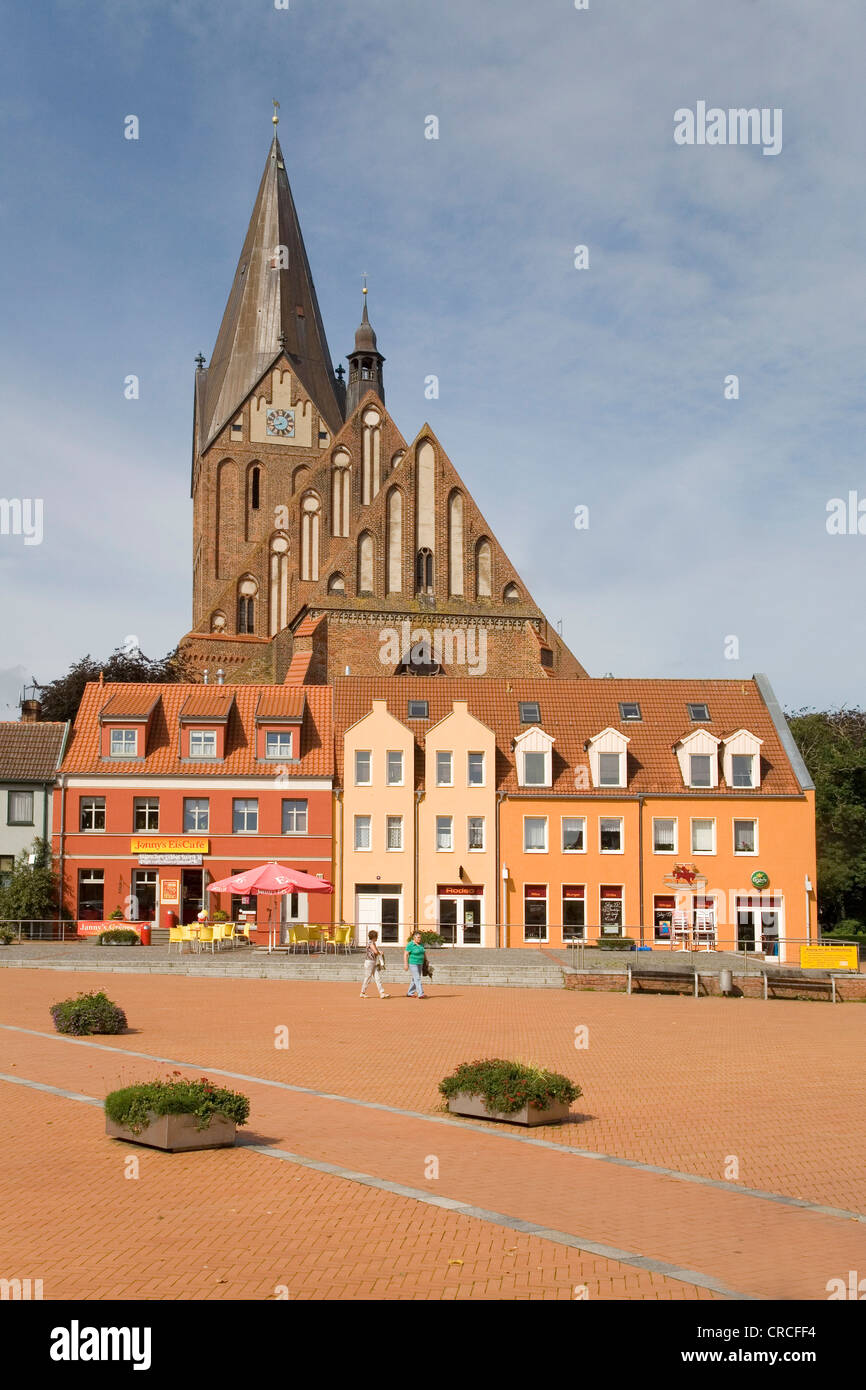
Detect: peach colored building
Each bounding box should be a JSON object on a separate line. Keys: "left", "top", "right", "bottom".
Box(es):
{"left": 334, "top": 677, "right": 816, "bottom": 963}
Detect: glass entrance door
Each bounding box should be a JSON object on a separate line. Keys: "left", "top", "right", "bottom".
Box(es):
{"left": 437, "top": 896, "right": 483, "bottom": 945}
{"left": 461, "top": 898, "right": 481, "bottom": 945}
{"left": 438, "top": 899, "right": 457, "bottom": 945}
{"left": 181, "top": 868, "right": 204, "bottom": 924}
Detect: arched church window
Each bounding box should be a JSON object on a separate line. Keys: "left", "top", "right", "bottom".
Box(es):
{"left": 300, "top": 493, "right": 321, "bottom": 581}
{"left": 251, "top": 466, "right": 260, "bottom": 511}
{"left": 328, "top": 572, "right": 346, "bottom": 594}
{"left": 357, "top": 532, "right": 375, "bottom": 594}
{"left": 237, "top": 575, "right": 258, "bottom": 634}
{"left": 416, "top": 547, "right": 434, "bottom": 594}
{"left": 504, "top": 582, "right": 520, "bottom": 602}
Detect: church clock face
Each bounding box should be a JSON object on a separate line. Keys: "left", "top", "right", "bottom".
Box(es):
{"left": 266, "top": 406, "right": 295, "bottom": 437}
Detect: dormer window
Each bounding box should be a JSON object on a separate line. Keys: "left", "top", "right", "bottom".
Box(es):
{"left": 587, "top": 729, "right": 629, "bottom": 789}
{"left": 265, "top": 731, "right": 293, "bottom": 760}
{"left": 689, "top": 754, "right": 713, "bottom": 788}
{"left": 674, "top": 728, "right": 721, "bottom": 789}
{"left": 731, "top": 754, "right": 753, "bottom": 788}
{"left": 523, "top": 752, "right": 547, "bottom": 785}
{"left": 514, "top": 726, "right": 554, "bottom": 788}
{"left": 109, "top": 729, "right": 137, "bottom": 757}
{"left": 189, "top": 730, "right": 217, "bottom": 760}
{"left": 598, "top": 753, "right": 623, "bottom": 786}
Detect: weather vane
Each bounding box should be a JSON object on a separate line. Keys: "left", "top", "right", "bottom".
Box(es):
{"left": 272, "top": 99, "right": 280, "bottom": 128}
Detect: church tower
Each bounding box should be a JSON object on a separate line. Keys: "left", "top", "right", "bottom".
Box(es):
{"left": 345, "top": 288, "right": 385, "bottom": 415}
{"left": 180, "top": 117, "right": 587, "bottom": 685}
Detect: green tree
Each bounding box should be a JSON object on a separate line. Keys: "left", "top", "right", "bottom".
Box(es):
{"left": 0, "top": 839, "right": 58, "bottom": 923}
{"left": 38, "top": 645, "right": 192, "bottom": 724}
{"left": 786, "top": 708, "right": 866, "bottom": 929}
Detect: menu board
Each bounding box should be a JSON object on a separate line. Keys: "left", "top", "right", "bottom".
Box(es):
{"left": 601, "top": 899, "right": 622, "bottom": 927}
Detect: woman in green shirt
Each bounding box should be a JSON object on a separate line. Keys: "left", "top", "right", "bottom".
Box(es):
{"left": 404, "top": 931, "right": 428, "bottom": 998}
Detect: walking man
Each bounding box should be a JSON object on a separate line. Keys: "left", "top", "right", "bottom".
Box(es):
{"left": 360, "top": 930, "right": 389, "bottom": 998}
{"left": 404, "top": 930, "right": 428, "bottom": 998}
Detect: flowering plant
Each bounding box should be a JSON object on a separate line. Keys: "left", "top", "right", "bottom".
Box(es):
{"left": 439, "top": 1058, "right": 580, "bottom": 1114}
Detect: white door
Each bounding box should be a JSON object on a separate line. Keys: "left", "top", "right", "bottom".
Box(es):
{"left": 355, "top": 893, "right": 402, "bottom": 944}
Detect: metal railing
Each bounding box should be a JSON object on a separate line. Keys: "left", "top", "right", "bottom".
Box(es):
{"left": 569, "top": 935, "right": 863, "bottom": 974}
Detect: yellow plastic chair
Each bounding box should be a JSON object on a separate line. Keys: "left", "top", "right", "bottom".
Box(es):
{"left": 210, "top": 921, "right": 225, "bottom": 952}
{"left": 334, "top": 924, "right": 353, "bottom": 955}
{"left": 168, "top": 924, "right": 184, "bottom": 954}
{"left": 307, "top": 925, "right": 324, "bottom": 953}
{"left": 180, "top": 923, "right": 198, "bottom": 953}
{"left": 222, "top": 922, "right": 237, "bottom": 949}
{"left": 290, "top": 925, "right": 311, "bottom": 955}
{"left": 198, "top": 924, "right": 214, "bottom": 952}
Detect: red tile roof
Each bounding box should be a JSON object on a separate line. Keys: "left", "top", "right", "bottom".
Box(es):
{"left": 284, "top": 651, "right": 314, "bottom": 685}
{"left": 0, "top": 722, "right": 69, "bottom": 782}
{"left": 98, "top": 691, "right": 161, "bottom": 721}
{"left": 332, "top": 678, "right": 805, "bottom": 798}
{"left": 179, "top": 689, "right": 236, "bottom": 721}
{"left": 61, "top": 685, "right": 333, "bottom": 779}
{"left": 255, "top": 690, "right": 306, "bottom": 721}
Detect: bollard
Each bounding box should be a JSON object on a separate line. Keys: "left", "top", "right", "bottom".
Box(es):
{"left": 720, "top": 968, "right": 733, "bottom": 995}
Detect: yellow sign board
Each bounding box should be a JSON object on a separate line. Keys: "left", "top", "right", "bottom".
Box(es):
{"left": 130, "top": 837, "right": 209, "bottom": 855}
{"left": 800, "top": 944, "right": 859, "bottom": 972}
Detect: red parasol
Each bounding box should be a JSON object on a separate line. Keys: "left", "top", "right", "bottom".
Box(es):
{"left": 207, "top": 862, "right": 334, "bottom": 896}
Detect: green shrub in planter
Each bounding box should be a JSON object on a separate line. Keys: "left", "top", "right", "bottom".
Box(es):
{"left": 51, "top": 990, "right": 128, "bottom": 1036}
{"left": 0, "top": 926, "right": 15, "bottom": 945}
{"left": 104, "top": 1075, "right": 250, "bottom": 1135}
{"left": 595, "top": 936, "right": 635, "bottom": 951}
{"left": 439, "top": 1058, "right": 581, "bottom": 1115}
{"left": 416, "top": 931, "right": 445, "bottom": 947}
{"left": 108, "top": 908, "right": 125, "bottom": 921}
{"left": 211, "top": 909, "right": 229, "bottom": 922}
{"left": 96, "top": 928, "right": 140, "bottom": 945}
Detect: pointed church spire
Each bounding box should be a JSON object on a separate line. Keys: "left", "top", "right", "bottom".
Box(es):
{"left": 345, "top": 280, "right": 385, "bottom": 414}
{"left": 199, "top": 125, "right": 344, "bottom": 449}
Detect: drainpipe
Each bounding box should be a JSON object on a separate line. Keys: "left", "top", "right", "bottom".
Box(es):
{"left": 335, "top": 788, "right": 343, "bottom": 924}
{"left": 638, "top": 795, "right": 645, "bottom": 947}
{"left": 414, "top": 788, "right": 424, "bottom": 937}
{"left": 57, "top": 774, "right": 67, "bottom": 932}
{"left": 495, "top": 789, "right": 506, "bottom": 948}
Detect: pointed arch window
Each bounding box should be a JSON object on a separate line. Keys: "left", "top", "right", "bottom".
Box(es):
{"left": 475, "top": 537, "right": 492, "bottom": 598}
{"left": 357, "top": 531, "right": 375, "bottom": 594}
{"left": 237, "top": 576, "right": 258, "bottom": 635}
{"left": 331, "top": 450, "right": 351, "bottom": 538}
{"left": 416, "top": 547, "right": 434, "bottom": 595}
{"left": 300, "top": 493, "right": 321, "bottom": 582}
{"left": 269, "top": 538, "right": 289, "bottom": 635}
{"left": 386, "top": 487, "right": 402, "bottom": 594}
{"left": 250, "top": 466, "right": 260, "bottom": 511}
{"left": 448, "top": 491, "right": 464, "bottom": 597}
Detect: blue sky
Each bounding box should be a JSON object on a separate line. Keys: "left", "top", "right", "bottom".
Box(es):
{"left": 1, "top": 0, "right": 865, "bottom": 716}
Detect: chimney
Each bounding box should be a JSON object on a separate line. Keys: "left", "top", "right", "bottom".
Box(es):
{"left": 216, "top": 669, "right": 225, "bottom": 686}
{"left": 202, "top": 669, "right": 209, "bottom": 685}
{"left": 19, "top": 684, "right": 42, "bottom": 723}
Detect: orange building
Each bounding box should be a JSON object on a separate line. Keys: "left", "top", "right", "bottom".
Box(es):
{"left": 334, "top": 676, "right": 816, "bottom": 962}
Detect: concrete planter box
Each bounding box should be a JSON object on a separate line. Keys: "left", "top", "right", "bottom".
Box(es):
{"left": 447, "top": 1091, "right": 571, "bottom": 1126}
{"left": 105, "top": 1111, "right": 238, "bottom": 1151}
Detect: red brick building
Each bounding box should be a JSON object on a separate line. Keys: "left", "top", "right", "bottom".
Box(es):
{"left": 52, "top": 682, "right": 333, "bottom": 942}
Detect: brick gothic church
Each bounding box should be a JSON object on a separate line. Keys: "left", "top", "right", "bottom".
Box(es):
{"left": 179, "top": 128, "right": 586, "bottom": 684}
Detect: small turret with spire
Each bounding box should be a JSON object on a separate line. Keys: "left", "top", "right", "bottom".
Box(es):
{"left": 345, "top": 277, "right": 385, "bottom": 414}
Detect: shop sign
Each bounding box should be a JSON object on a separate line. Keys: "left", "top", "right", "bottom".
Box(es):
{"left": 662, "top": 863, "right": 707, "bottom": 889}
{"left": 437, "top": 884, "right": 482, "bottom": 896}
{"left": 750, "top": 869, "right": 770, "bottom": 889}
{"left": 563, "top": 886, "right": 585, "bottom": 899}
{"left": 130, "top": 837, "right": 209, "bottom": 854}
{"left": 77, "top": 921, "right": 142, "bottom": 937}
{"left": 138, "top": 854, "right": 203, "bottom": 865}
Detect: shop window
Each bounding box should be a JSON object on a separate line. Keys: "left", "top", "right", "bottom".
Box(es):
{"left": 653, "top": 894, "right": 675, "bottom": 942}
{"left": 77, "top": 869, "right": 104, "bottom": 921}
{"left": 523, "top": 885, "right": 548, "bottom": 942}
{"left": 599, "top": 885, "right": 624, "bottom": 933}
{"left": 80, "top": 797, "right": 105, "bottom": 832}
{"left": 133, "top": 798, "right": 159, "bottom": 832}
{"left": 562, "top": 886, "right": 585, "bottom": 941}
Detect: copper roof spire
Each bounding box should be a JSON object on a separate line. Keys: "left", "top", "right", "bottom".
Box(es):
{"left": 197, "top": 124, "right": 344, "bottom": 449}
